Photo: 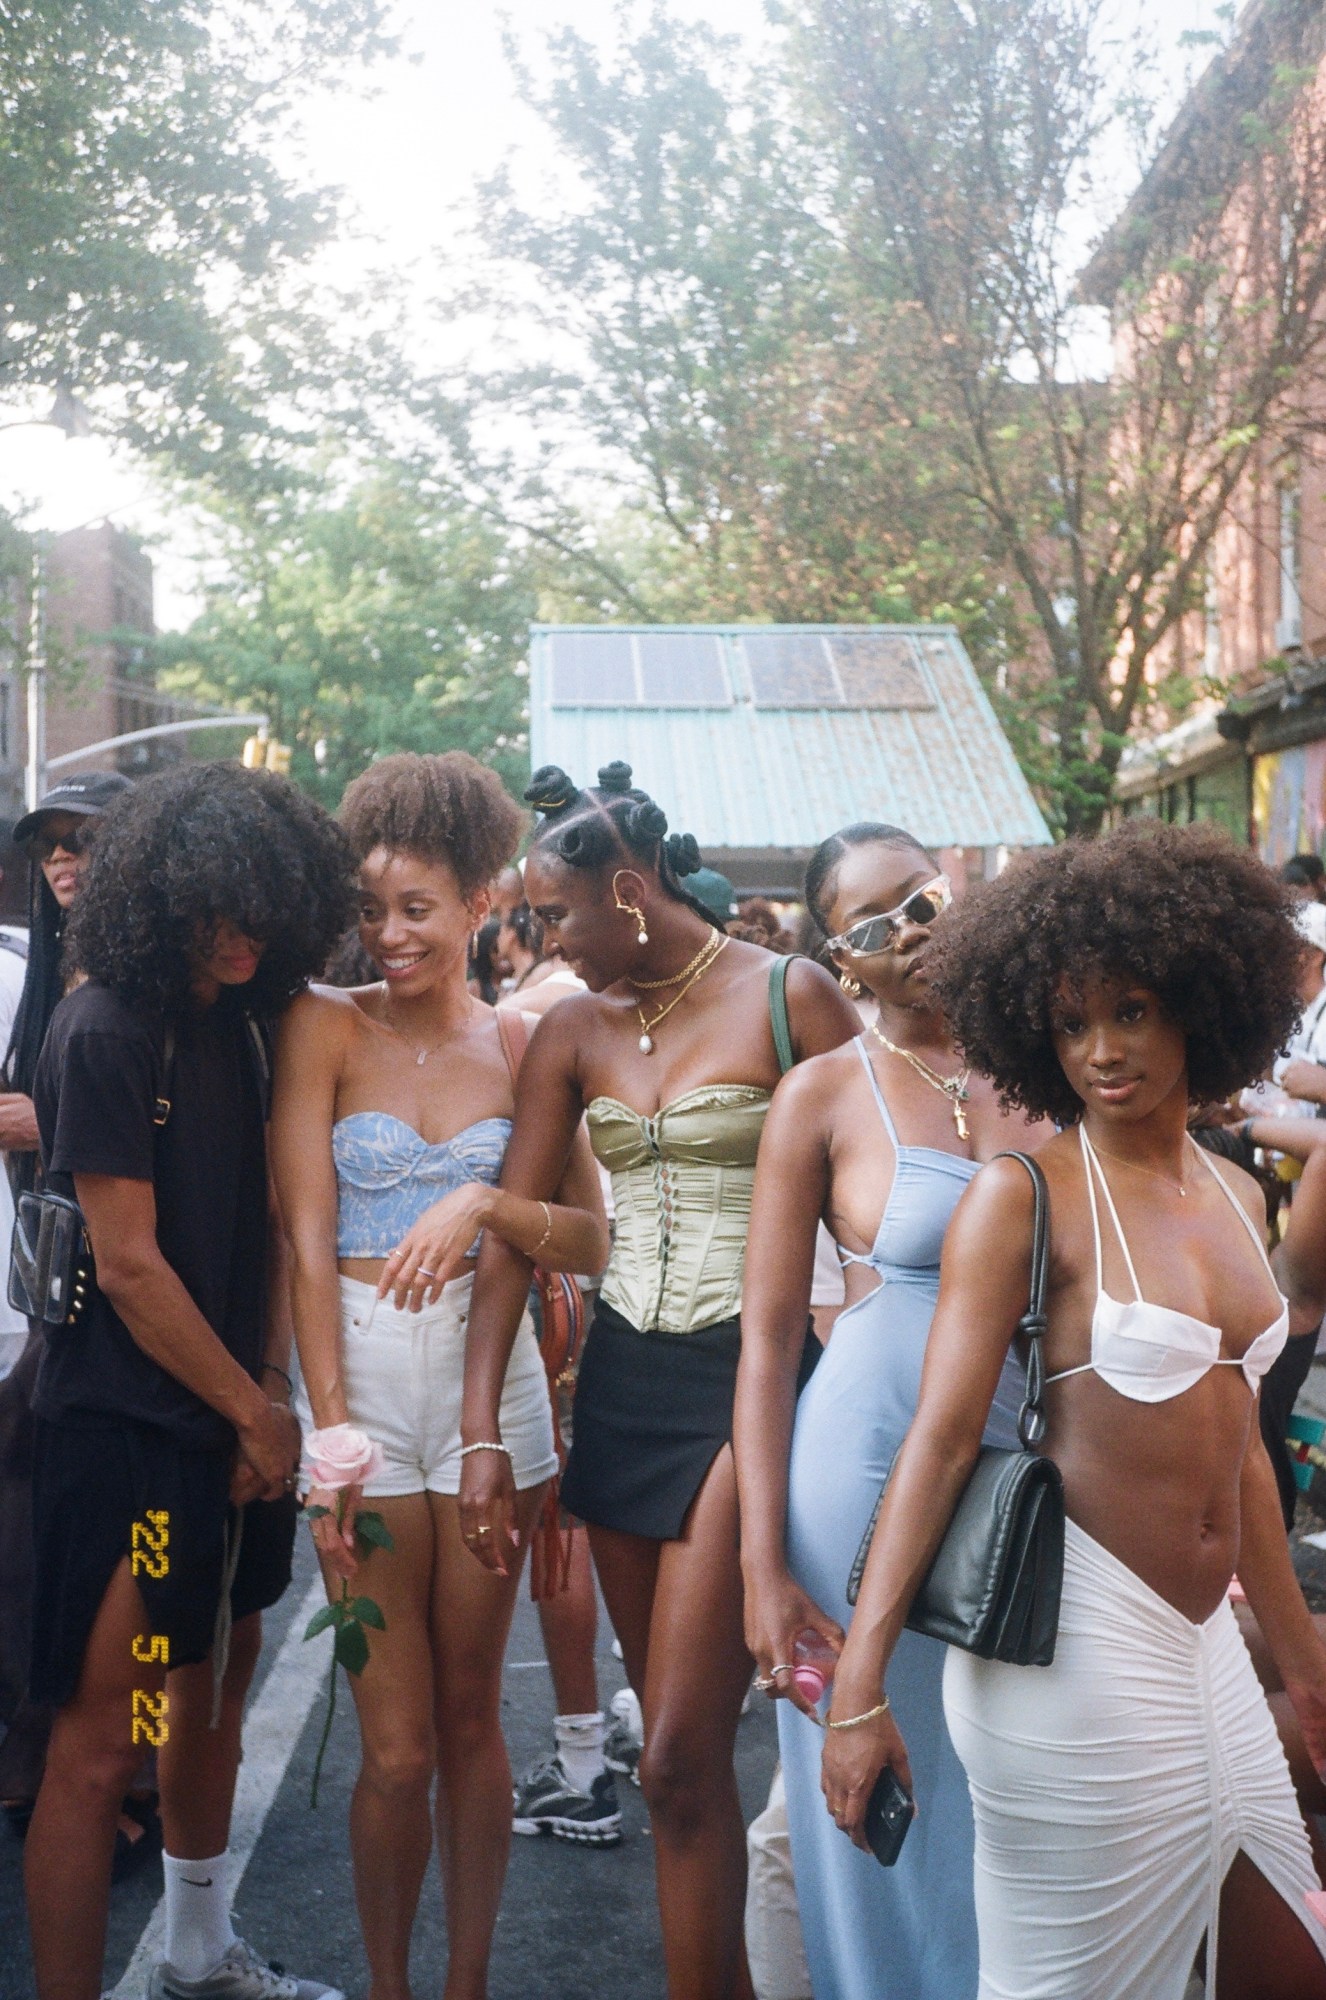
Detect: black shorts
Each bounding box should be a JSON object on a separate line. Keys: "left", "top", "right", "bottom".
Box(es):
{"left": 30, "top": 1416, "right": 296, "bottom": 1709}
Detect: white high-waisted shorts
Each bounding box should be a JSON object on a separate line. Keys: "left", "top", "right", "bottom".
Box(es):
{"left": 944, "top": 1516, "right": 1326, "bottom": 2000}
{"left": 294, "top": 1272, "right": 557, "bottom": 1499}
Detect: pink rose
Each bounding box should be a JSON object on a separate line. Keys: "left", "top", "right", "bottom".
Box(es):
{"left": 307, "top": 1424, "right": 384, "bottom": 1491}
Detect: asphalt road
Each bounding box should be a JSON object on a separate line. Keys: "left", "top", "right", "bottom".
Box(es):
{"left": 0, "top": 1533, "right": 778, "bottom": 2000}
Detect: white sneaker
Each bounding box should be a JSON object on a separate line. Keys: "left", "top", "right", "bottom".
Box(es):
{"left": 148, "top": 1940, "right": 344, "bottom": 2000}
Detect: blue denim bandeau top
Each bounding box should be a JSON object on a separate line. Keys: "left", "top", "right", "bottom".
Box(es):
{"left": 333, "top": 1111, "right": 511, "bottom": 1258}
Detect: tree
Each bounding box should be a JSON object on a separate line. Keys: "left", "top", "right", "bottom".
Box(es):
{"left": 799, "top": 0, "right": 1326, "bottom": 828}
{"left": 466, "top": 8, "right": 1012, "bottom": 645}
{"left": 154, "top": 466, "right": 536, "bottom": 801}
{"left": 0, "top": 0, "right": 397, "bottom": 480}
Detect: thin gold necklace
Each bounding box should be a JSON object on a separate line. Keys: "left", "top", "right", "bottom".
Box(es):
{"left": 631, "top": 928, "right": 726, "bottom": 990}
{"left": 869, "top": 1022, "right": 972, "bottom": 1140}
{"left": 1090, "top": 1137, "right": 1192, "bottom": 1198}
{"left": 635, "top": 933, "right": 728, "bottom": 1054}
{"left": 376, "top": 988, "right": 473, "bottom": 1067}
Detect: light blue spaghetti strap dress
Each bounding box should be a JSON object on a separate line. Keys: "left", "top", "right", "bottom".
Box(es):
{"left": 778, "top": 1038, "right": 1024, "bottom": 2000}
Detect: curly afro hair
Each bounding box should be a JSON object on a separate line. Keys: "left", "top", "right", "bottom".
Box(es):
{"left": 66, "top": 763, "right": 355, "bottom": 1016}
{"left": 525, "top": 761, "right": 718, "bottom": 928}
{"left": 925, "top": 820, "right": 1305, "bottom": 1126}
{"left": 339, "top": 752, "right": 524, "bottom": 896}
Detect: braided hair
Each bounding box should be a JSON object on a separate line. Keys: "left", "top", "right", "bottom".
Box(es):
{"left": 525, "top": 762, "right": 722, "bottom": 930}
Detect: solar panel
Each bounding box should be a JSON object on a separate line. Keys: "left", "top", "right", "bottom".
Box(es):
{"left": 546, "top": 631, "right": 638, "bottom": 706}
{"left": 545, "top": 631, "right": 731, "bottom": 706}
{"left": 637, "top": 633, "right": 729, "bottom": 707}
{"left": 830, "top": 632, "right": 933, "bottom": 709}
{"left": 743, "top": 632, "right": 840, "bottom": 708}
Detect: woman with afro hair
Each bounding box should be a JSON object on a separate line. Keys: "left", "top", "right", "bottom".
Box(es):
{"left": 459, "top": 762, "right": 858, "bottom": 1999}
{"left": 819, "top": 820, "right": 1326, "bottom": 2000}
{"left": 271, "top": 752, "right": 608, "bottom": 2000}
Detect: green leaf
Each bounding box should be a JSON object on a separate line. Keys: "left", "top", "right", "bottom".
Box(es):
{"left": 303, "top": 1604, "right": 339, "bottom": 1640}
{"left": 354, "top": 1511, "right": 395, "bottom": 1553}
{"left": 303, "top": 1504, "right": 331, "bottom": 1521}
{"left": 350, "top": 1597, "right": 387, "bottom": 1630}
{"left": 334, "top": 1621, "right": 370, "bottom": 1676}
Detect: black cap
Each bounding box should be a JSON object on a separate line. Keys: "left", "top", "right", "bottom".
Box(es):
{"left": 13, "top": 771, "right": 133, "bottom": 848}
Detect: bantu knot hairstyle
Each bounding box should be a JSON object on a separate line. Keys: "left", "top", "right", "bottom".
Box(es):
{"left": 804, "top": 822, "right": 934, "bottom": 935}
{"left": 524, "top": 762, "right": 719, "bottom": 926}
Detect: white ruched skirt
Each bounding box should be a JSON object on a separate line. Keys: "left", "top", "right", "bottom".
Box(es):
{"left": 943, "top": 1518, "right": 1326, "bottom": 2000}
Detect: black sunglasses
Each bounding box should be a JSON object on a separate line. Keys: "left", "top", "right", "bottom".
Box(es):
{"left": 25, "top": 822, "right": 97, "bottom": 864}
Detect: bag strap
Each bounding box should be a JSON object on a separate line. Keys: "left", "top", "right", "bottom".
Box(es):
{"left": 769, "top": 955, "right": 796, "bottom": 1076}
{"left": 153, "top": 1022, "right": 176, "bottom": 1129}
{"left": 991, "top": 1150, "right": 1050, "bottom": 1451}
{"left": 495, "top": 1006, "right": 529, "bottom": 1085}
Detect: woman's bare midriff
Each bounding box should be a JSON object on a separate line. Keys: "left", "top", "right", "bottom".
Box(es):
{"left": 1046, "top": 1366, "right": 1260, "bottom": 1624}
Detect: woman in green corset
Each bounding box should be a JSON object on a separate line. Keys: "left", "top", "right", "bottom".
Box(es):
{"left": 460, "top": 763, "right": 857, "bottom": 2000}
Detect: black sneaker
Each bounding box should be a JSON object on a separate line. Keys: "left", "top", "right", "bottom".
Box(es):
{"left": 511, "top": 1753, "right": 622, "bottom": 1846}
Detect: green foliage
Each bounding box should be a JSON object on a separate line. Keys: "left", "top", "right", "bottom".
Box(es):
{"left": 0, "top": 0, "right": 396, "bottom": 479}
{"left": 154, "top": 466, "right": 536, "bottom": 801}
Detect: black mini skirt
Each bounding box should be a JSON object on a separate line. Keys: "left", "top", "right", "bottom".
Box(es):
{"left": 560, "top": 1298, "right": 817, "bottom": 1541}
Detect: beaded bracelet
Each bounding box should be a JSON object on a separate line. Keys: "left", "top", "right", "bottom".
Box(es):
{"left": 260, "top": 1361, "right": 294, "bottom": 1394}
{"left": 826, "top": 1697, "right": 892, "bottom": 1732}
{"left": 459, "top": 1441, "right": 513, "bottom": 1460}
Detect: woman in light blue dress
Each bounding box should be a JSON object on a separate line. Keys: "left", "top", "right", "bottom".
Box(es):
{"left": 734, "top": 823, "right": 1043, "bottom": 2000}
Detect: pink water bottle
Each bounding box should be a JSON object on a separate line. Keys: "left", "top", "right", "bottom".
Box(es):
{"left": 792, "top": 1628, "right": 838, "bottom": 1705}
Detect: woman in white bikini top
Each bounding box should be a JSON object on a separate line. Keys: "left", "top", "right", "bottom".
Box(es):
{"left": 815, "top": 820, "right": 1326, "bottom": 2000}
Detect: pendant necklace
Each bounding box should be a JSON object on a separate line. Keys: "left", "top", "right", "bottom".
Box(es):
{"left": 1091, "top": 1140, "right": 1191, "bottom": 1198}
{"left": 377, "top": 987, "right": 470, "bottom": 1066}
{"left": 631, "top": 932, "right": 729, "bottom": 1054}
{"left": 870, "top": 1022, "right": 972, "bottom": 1140}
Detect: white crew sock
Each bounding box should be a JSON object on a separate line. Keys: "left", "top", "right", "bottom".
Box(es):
{"left": 554, "top": 1710, "right": 606, "bottom": 1794}
{"left": 162, "top": 1850, "right": 236, "bottom": 1982}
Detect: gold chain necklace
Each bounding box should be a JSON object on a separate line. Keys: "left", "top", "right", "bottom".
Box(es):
{"left": 869, "top": 1022, "right": 972, "bottom": 1140}
{"left": 1090, "top": 1139, "right": 1191, "bottom": 1198}
{"left": 631, "top": 928, "right": 727, "bottom": 991}
{"left": 376, "top": 989, "right": 472, "bottom": 1067}
{"left": 635, "top": 933, "right": 729, "bottom": 1054}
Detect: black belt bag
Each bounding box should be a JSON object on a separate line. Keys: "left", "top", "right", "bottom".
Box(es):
{"left": 846, "top": 1150, "right": 1065, "bottom": 1667}
{"left": 8, "top": 1189, "right": 93, "bottom": 1326}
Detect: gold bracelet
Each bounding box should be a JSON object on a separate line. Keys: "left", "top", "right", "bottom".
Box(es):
{"left": 531, "top": 1200, "right": 553, "bottom": 1257}
{"left": 826, "top": 1698, "right": 891, "bottom": 1732}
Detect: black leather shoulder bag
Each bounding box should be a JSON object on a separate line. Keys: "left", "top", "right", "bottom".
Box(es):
{"left": 846, "top": 1150, "right": 1065, "bottom": 1667}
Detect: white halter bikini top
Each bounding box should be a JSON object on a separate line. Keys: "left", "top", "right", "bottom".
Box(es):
{"left": 1045, "top": 1126, "right": 1289, "bottom": 1404}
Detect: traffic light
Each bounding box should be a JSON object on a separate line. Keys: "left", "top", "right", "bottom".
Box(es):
{"left": 240, "top": 735, "right": 292, "bottom": 773}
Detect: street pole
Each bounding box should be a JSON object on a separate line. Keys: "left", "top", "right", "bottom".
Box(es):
{"left": 25, "top": 531, "right": 46, "bottom": 811}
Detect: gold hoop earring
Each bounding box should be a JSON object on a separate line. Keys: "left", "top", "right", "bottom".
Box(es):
{"left": 613, "top": 873, "right": 649, "bottom": 946}
{"left": 839, "top": 972, "right": 862, "bottom": 998}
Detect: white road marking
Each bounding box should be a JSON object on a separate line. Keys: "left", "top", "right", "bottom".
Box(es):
{"left": 111, "top": 1574, "right": 331, "bottom": 1998}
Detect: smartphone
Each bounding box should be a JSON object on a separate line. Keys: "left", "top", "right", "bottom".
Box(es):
{"left": 863, "top": 1765, "right": 914, "bottom": 1868}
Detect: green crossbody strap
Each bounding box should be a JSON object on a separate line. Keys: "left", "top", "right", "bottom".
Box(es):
{"left": 768, "top": 954, "right": 797, "bottom": 1076}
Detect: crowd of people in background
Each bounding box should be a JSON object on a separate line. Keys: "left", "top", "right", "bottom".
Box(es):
{"left": 2, "top": 753, "right": 1326, "bottom": 2000}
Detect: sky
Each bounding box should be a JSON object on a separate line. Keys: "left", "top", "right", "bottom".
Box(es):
{"left": 0, "top": 0, "right": 1235, "bottom": 630}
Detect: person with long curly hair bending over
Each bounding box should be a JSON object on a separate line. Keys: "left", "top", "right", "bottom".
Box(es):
{"left": 820, "top": 821, "right": 1326, "bottom": 2000}
{"left": 24, "top": 764, "right": 353, "bottom": 2000}
{"left": 272, "top": 753, "right": 608, "bottom": 2000}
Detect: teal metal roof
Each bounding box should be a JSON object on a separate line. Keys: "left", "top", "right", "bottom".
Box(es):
{"left": 529, "top": 624, "right": 1051, "bottom": 852}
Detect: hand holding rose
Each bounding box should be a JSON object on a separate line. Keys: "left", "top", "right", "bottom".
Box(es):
{"left": 305, "top": 1425, "right": 386, "bottom": 1581}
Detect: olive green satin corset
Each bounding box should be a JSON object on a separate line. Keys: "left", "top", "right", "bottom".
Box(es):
{"left": 587, "top": 1086, "right": 772, "bottom": 1333}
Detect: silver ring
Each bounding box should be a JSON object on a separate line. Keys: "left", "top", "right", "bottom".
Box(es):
{"left": 769, "top": 1662, "right": 794, "bottom": 1679}
{"left": 417, "top": 1267, "right": 436, "bottom": 1280}
{"left": 476, "top": 1524, "right": 492, "bottom": 1536}
{"left": 753, "top": 1675, "right": 776, "bottom": 1693}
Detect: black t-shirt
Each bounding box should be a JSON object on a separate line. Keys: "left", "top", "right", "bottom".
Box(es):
{"left": 32, "top": 980, "right": 268, "bottom": 1447}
